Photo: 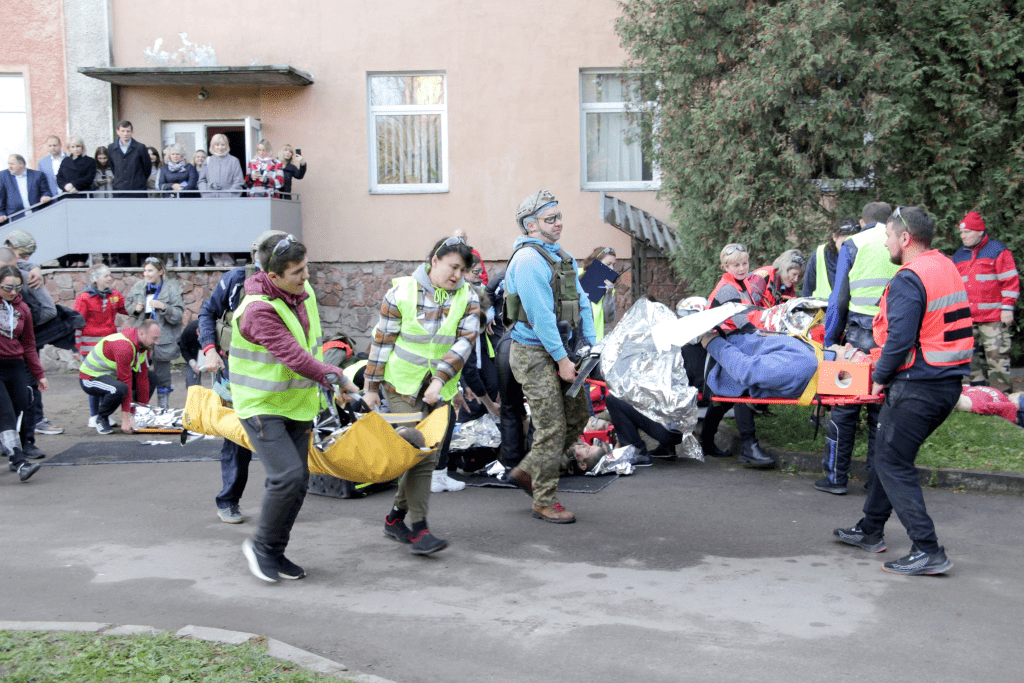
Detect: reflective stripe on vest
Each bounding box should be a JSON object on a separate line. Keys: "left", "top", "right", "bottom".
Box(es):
{"left": 343, "top": 359, "right": 367, "bottom": 383}
{"left": 812, "top": 244, "right": 832, "bottom": 299}
{"left": 383, "top": 277, "right": 470, "bottom": 401}
{"left": 872, "top": 250, "right": 974, "bottom": 370}
{"left": 80, "top": 332, "right": 145, "bottom": 377}
{"left": 229, "top": 283, "right": 324, "bottom": 421}
{"left": 846, "top": 228, "right": 899, "bottom": 316}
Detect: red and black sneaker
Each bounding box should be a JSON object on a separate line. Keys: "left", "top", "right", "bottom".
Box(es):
{"left": 383, "top": 517, "right": 413, "bottom": 544}
{"left": 409, "top": 528, "right": 448, "bottom": 555}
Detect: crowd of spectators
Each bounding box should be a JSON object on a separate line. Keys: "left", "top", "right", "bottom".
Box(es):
{"left": 0, "top": 124, "right": 310, "bottom": 269}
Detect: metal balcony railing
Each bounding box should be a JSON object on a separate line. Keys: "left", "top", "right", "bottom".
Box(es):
{"left": 0, "top": 191, "right": 303, "bottom": 265}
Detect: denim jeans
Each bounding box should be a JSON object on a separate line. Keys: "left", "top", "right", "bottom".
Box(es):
{"left": 240, "top": 414, "right": 312, "bottom": 558}
{"left": 215, "top": 439, "right": 253, "bottom": 509}
{"left": 858, "top": 378, "right": 961, "bottom": 554}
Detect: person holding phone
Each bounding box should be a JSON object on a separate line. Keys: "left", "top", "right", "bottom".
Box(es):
{"left": 245, "top": 140, "right": 283, "bottom": 198}
{"left": 278, "top": 145, "right": 307, "bottom": 200}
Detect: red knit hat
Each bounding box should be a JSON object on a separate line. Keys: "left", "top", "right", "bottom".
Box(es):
{"left": 959, "top": 211, "right": 986, "bottom": 232}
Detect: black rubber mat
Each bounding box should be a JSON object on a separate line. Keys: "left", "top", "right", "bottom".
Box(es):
{"left": 449, "top": 471, "right": 619, "bottom": 494}
{"left": 40, "top": 438, "right": 229, "bottom": 466}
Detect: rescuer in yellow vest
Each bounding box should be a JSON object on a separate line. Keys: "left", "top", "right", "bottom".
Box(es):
{"left": 235, "top": 234, "right": 358, "bottom": 583}
{"left": 801, "top": 216, "right": 860, "bottom": 300}
{"left": 818, "top": 202, "right": 899, "bottom": 496}
{"left": 363, "top": 236, "right": 481, "bottom": 555}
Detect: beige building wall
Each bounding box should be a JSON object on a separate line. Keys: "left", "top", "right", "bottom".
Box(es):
{"left": 108, "top": 0, "right": 671, "bottom": 264}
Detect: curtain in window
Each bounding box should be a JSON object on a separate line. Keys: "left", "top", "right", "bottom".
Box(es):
{"left": 375, "top": 114, "right": 443, "bottom": 185}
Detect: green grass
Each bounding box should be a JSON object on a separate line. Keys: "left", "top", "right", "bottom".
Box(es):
{"left": 0, "top": 631, "right": 355, "bottom": 683}
{"left": 753, "top": 404, "right": 1024, "bottom": 474}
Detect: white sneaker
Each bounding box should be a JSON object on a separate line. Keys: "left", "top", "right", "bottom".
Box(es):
{"left": 87, "top": 416, "right": 97, "bottom": 429}
{"left": 431, "top": 469, "right": 466, "bottom": 493}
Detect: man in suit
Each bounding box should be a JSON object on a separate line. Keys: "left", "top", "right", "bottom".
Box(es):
{"left": 37, "top": 136, "right": 66, "bottom": 197}
{"left": 106, "top": 120, "right": 151, "bottom": 197}
{"left": 0, "top": 154, "right": 52, "bottom": 223}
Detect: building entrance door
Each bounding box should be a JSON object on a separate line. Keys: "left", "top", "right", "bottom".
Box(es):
{"left": 161, "top": 120, "right": 249, "bottom": 170}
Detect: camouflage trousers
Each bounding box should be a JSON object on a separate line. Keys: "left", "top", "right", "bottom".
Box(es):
{"left": 509, "top": 342, "right": 589, "bottom": 507}
{"left": 970, "top": 321, "right": 1012, "bottom": 393}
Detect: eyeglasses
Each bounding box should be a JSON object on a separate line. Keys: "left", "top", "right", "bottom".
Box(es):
{"left": 723, "top": 245, "right": 747, "bottom": 256}
{"left": 271, "top": 234, "right": 298, "bottom": 258}
{"left": 893, "top": 206, "right": 909, "bottom": 229}
{"left": 435, "top": 236, "right": 466, "bottom": 258}
{"left": 539, "top": 212, "right": 562, "bottom": 225}
{"left": 469, "top": 268, "right": 483, "bottom": 276}
{"left": 0, "top": 284, "right": 24, "bottom": 293}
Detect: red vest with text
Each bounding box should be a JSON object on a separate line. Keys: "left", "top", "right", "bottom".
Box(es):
{"left": 709, "top": 273, "right": 756, "bottom": 332}
{"left": 872, "top": 250, "right": 974, "bottom": 371}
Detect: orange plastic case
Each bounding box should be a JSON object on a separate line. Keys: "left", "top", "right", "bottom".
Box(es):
{"left": 817, "top": 361, "right": 871, "bottom": 396}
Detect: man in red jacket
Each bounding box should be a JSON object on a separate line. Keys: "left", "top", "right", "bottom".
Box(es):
{"left": 952, "top": 211, "right": 1019, "bottom": 392}
{"left": 79, "top": 321, "right": 161, "bottom": 435}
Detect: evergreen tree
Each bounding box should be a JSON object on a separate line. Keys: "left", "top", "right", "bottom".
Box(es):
{"left": 617, "top": 0, "right": 1024, "bottom": 298}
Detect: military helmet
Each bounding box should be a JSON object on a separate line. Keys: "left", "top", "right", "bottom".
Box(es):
{"left": 3, "top": 230, "right": 36, "bottom": 256}
{"left": 515, "top": 190, "right": 557, "bottom": 234}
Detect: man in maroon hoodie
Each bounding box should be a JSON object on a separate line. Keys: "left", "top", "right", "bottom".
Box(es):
{"left": 79, "top": 320, "right": 161, "bottom": 435}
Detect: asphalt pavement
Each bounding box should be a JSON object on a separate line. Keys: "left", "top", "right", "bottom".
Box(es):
{"left": 2, "top": 371, "right": 1022, "bottom": 683}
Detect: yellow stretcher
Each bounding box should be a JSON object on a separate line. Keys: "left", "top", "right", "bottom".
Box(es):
{"left": 181, "top": 386, "right": 450, "bottom": 483}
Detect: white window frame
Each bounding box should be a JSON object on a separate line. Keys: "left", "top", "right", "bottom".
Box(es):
{"left": 579, "top": 69, "right": 660, "bottom": 192}
{"left": 367, "top": 71, "right": 449, "bottom": 194}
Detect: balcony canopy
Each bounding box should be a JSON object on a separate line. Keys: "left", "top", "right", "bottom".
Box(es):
{"left": 78, "top": 65, "right": 314, "bottom": 87}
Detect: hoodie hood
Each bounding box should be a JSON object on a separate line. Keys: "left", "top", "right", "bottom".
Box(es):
{"left": 414, "top": 262, "right": 466, "bottom": 296}
{"left": 244, "top": 270, "right": 309, "bottom": 306}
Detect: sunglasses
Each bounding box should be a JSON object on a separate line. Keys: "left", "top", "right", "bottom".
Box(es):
{"left": 0, "top": 284, "right": 24, "bottom": 293}
{"left": 723, "top": 245, "right": 747, "bottom": 256}
{"left": 435, "top": 236, "right": 466, "bottom": 258}
{"left": 601, "top": 247, "right": 616, "bottom": 256}
{"left": 142, "top": 257, "right": 164, "bottom": 268}
{"left": 893, "top": 206, "right": 909, "bottom": 229}
{"left": 791, "top": 254, "right": 806, "bottom": 267}
{"left": 271, "top": 234, "right": 298, "bottom": 258}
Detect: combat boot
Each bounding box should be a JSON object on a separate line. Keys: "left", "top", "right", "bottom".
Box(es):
{"left": 532, "top": 501, "right": 576, "bottom": 524}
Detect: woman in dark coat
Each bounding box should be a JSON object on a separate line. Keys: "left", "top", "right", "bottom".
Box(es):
{"left": 159, "top": 143, "right": 199, "bottom": 198}
{"left": 55, "top": 135, "right": 95, "bottom": 266}
{"left": 278, "top": 144, "right": 307, "bottom": 200}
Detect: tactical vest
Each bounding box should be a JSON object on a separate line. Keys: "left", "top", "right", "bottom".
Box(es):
{"left": 812, "top": 244, "right": 832, "bottom": 299}
{"left": 503, "top": 243, "right": 582, "bottom": 330}
{"left": 847, "top": 228, "right": 899, "bottom": 316}
{"left": 80, "top": 332, "right": 145, "bottom": 377}
{"left": 872, "top": 250, "right": 974, "bottom": 371}
{"left": 229, "top": 286, "right": 324, "bottom": 421}
{"left": 382, "top": 276, "right": 470, "bottom": 401}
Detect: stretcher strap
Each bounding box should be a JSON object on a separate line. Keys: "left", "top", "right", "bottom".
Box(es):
{"left": 794, "top": 311, "right": 825, "bottom": 407}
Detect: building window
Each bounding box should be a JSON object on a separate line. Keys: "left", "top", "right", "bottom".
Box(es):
{"left": 580, "top": 71, "right": 658, "bottom": 191}
{"left": 0, "top": 74, "right": 29, "bottom": 161}
{"left": 368, "top": 72, "right": 448, "bottom": 194}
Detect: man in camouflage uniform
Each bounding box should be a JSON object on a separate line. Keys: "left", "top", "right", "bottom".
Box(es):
{"left": 503, "top": 190, "right": 597, "bottom": 523}
{"left": 953, "top": 211, "right": 1019, "bottom": 393}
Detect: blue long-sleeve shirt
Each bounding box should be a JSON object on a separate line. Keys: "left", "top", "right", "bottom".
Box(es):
{"left": 872, "top": 269, "right": 970, "bottom": 385}
{"left": 504, "top": 236, "right": 596, "bottom": 360}
{"left": 198, "top": 266, "right": 247, "bottom": 352}
{"left": 706, "top": 333, "right": 833, "bottom": 398}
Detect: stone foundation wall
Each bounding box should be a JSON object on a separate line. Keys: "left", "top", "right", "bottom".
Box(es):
{"left": 40, "top": 257, "right": 689, "bottom": 372}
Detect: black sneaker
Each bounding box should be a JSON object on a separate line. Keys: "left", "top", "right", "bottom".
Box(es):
{"left": 383, "top": 517, "right": 412, "bottom": 543}
{"left": 883, "top": 547, "right": 952, "bottom": 576}
{"left": 95, "top": 415, "right": 114, "bottom": 435}
{"left": 633, "top": 451, "right": 653, "bottom": 467}
{"left": 814, "top": 477, "right": 848, "bottom": 495}
{"left": 17, "top": 462, "right": 40, "bottom": 482}
{"left": 242, "top": 538, "right": 279, "bottom": 582}
{"left": 277, "top": 555, "right": 306, "bottom": 580}
{"left": 833, "top": 525, "right": 886, "bottom": 553}
{"left": 409, "top": 528, "right": 448, "bottom": 555}
{"left": 22, "top": 443, "right": 46, "bottom": 460}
